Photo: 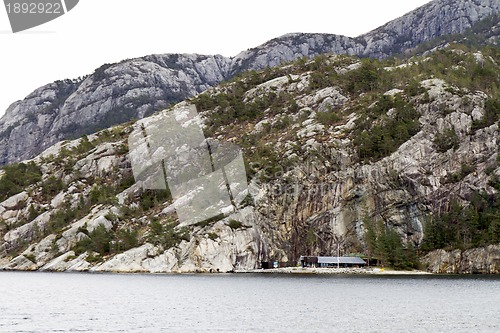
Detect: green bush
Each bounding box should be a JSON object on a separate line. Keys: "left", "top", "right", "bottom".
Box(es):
{"left": 405, "top": 79, "right": 426, "bottom": 96}
{"left": 442, "top": 163, "right": 475, "bottom": 184}
{"left": 41, "top": 176, "right": 64, "bottom": 198}
{"left": 93, "top": 63, "right": 113, "bottom": 81}
{"left": 353, "top": 96, "right": 420, "bottom": 162}
{"left": 48, "top": 206, "right": 77, "bottom": 233}
{"left": 24, "top": 253, "right": 36, "bottom": 263}
{"left": 118, "top": 175, "right": 136, "bottom": 192}
{"left": 316, "top": 111, "right": 342, "bottom": 126}
{"left": 89, "top": 184, "right": 117, "bottom": 206}
{"left": 309, "top": 71, "right": 338, "bottom": 90}
{"left": 364, "top": 219, "right": 418, "bottom": 270}
{"left": 27, "top": 204, "right": 40, "bottom": 222}
{"left": 472, "top": 97, "right": 500, "bottom": 131}
{"left": 345, "top": 60, "right": 382, "bottom": 94}
{"left": 195, "top": 213, "right": 225, "bottom": 228}
{"left": 147, "top": 219, "right": 189, "bottom": 249}
{"left": 208, "top": 232, "right": 219, "bottom": 241}
{"left": 73, "top": 136, "right": 95, "bottom": 155}
{"left": 228, "top": 219, "right": 243, "bottom": 230}
{"left": 74, "top": 223, "right": 140, "bottom": 257}
{"left": 0, "top": 162, "right": 42, "bottom": 202}
{"left": 119, "top": 204, "right": 141, "bottom": 219}
{"left": 74, "top": 224, "right": 112, "bottom": 256}
{"left": 490, "top": 175, "right": 500, "bottom": 191}
{"left": 139, "top": 189, "right": 171, "bottom": 211}
{"left": 433, "top": 128, "right": 460, "bottom": 153}
{"left": 239, "top": 193, "right": 254, "bottom": 208}
{"left": 422, "top": 191, "right": 500, "bottom": 251}
{"left": 114, "top": 228, "right": 139, "bottom": 253}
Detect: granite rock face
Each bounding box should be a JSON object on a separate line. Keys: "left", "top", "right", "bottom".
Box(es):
{"left": 229, "top": 33, "right": 365, "bottom": 76}
{"left": 231, "top": 0, "right": 500, "bottom": 73}
{"left": 0, "top": 54, "right": 232, "bottom": 166}
{"left": 0, "top": 47, "right": 498, "bottom": 273}
{"left": 360, "top": 0, "right": 500, "bottom": 57}
{"left": 423, "top": 245, "right": 500, "bottom": 274}
{"left": 1, "top": 0, "right": 498, "bottom": 166}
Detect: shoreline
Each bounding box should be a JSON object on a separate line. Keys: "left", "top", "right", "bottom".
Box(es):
{"left": 2, "top": 267, "right": 499, "bottom": 275}
{"left": 1, "top": 267, "right": 432, "bottom": 275}
{"left": 235, "top": 267, "right": 433, "bottom": 275}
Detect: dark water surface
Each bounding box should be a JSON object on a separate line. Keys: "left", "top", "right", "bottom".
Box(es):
{"left": 0, "top": 272, "right": 499, "bottom": 332}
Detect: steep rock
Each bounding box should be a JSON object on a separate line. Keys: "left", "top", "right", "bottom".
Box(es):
{"left": 0, "top": 54, "right": 231, "bottom": 166}
{"left": 361, "top": 0, "right": 500, "bottom": 57}
{"left": 0, "top": 80, "right": 80, "bottom": 164}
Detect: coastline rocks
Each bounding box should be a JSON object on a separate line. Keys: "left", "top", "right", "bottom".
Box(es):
{"left": 423, "top": 245, "right": 500, "bottom": 274}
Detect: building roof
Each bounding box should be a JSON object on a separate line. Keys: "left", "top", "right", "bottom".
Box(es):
{"left": 317, "top": 256, "right": 366, "bottom": 265}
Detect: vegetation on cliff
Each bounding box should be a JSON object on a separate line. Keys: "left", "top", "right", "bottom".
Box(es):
{"left": 0, "top": 43, "right": 498, "bottom": 272}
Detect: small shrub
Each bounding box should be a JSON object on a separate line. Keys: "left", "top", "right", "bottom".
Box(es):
{"left": 147, "top": 219, "right": 190, "bottom": 249}
{"left": 353, "top": 96, "right": 420, "bottom": 162}
{"left": 239, "top": 194, "right": 254, "bottom": 208}
{"left": 73, "top": 136, "right": 95, "bottom": 155}
{"left": 345, "top": 60, "right": 381, "bottom": 93}
{"left": 114, "top": 228, "right": 139, "bottom": 253}
{"left": 228, "top": 219, "right": 243, "bottom": 230}
{"left": 405, "top": 79, "right": 426, "bottom": 96}
{"left": 89, "top": 184, "right": 117, "bottom": 206}
{"left": 27, "top": 204, "right": 40, "bottom": 222}
{"left": 24, "top": 253, "right": 36, "bottom": 263}
{"left": 489, "top": 175, "right": 500, "bottom": 191}
{"left": 41, "top": 176, "right": 64, "bottom": 198}
{"left": 119, "top": 205, "right": 141, "bottom": 219}
{"left": 48, "top": 206, "right": 77, "bottom": 233}
{"left": 208, "top": 232, "right": 219, "bottom": 241}
{"left": 139, "top": 189, "right": 171, "bottom": 212}
{"left": 443, "top": 163, "right": 475, "bottom": 184}
{"left": 433, "top": 128, "right": 460, "bottom": 153}
{"left": 472, "top": 97, "right": 500, "bottom": 131}
{"left": 274, "top": 115, "right": 292, "bottom": 130}
{"left": 195, "top": 213, "right": 225, "bottom": 228}
{"left": 86, "top": 252, "right": 103, "bottom": 264}
{"left": 316, "top": 111, "right": 342, "bottom": 126}
{"left": 0, "top": 162, "right": 42, "bottom": 202}
{"left": 74, "top": 225, "right": 112, "bottom": 256}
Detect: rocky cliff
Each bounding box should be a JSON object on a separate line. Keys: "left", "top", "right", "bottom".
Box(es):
{"left": 1, "top": 0, "right": 498, "bottom": 166}
{"left": 360, "top": 0, "right": 500, "bottom": 57}
{"left": 0, "top": 46, "right": 498, "bottom": 273}
{"left": 0, "top": 54, "right": 231, "bottom": 166}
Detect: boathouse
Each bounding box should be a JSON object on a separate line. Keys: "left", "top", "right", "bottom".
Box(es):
{"left": 300, "top": 256, "right": 366, "bottom": 268}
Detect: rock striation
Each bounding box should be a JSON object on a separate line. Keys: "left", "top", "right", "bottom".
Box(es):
{"left": 424, "top": 245, "right": 500, "bottom": 274}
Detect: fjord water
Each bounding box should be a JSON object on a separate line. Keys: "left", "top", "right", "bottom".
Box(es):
{"left": 0, "top": 272, "right": 499, "bottom": 333}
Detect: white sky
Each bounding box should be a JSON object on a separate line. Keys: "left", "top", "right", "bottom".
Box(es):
{"left": 0, "top": 0, "right": 432, "bottom": 116}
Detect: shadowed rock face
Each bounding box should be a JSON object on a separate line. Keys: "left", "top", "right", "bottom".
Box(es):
{"left": 0, "top": 0, "right": 499, "bottom": 166}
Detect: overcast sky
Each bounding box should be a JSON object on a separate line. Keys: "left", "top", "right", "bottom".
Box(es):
{"left": 0, "top": 0, "right": 433, "bottom": 116}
